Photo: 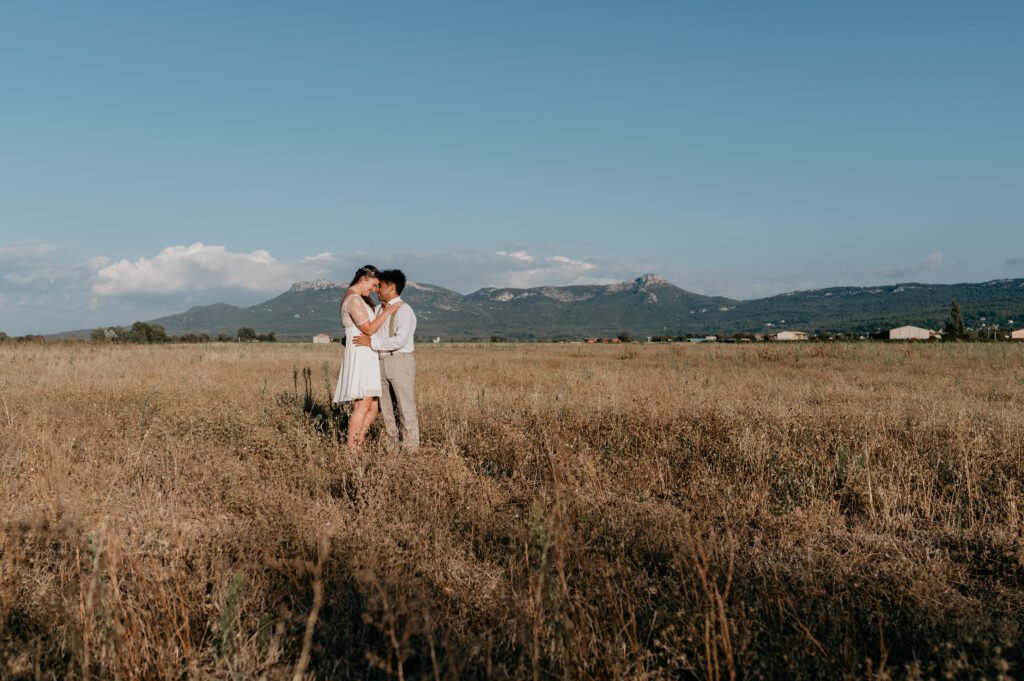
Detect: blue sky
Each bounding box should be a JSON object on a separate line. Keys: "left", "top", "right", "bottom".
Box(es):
{"left": 1, "top": 1, "right": 1022, "bottom": 334}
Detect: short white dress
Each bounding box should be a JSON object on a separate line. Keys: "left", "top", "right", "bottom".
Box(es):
{"left": 332, "top": 293, "right": 382, "bottom": 404}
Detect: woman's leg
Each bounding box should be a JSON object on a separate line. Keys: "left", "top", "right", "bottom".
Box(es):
{"left": 357, "top": 398, "right": 379, "bottom": 446}
{"left": 347, "top": 398, "right": 370, "bottom": 452}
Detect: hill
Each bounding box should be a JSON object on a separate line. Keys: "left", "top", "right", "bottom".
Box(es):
{"left": 62, "top": 276, "right": 1024, "bottom": 340}
{"left": 145, "top": 279, "right": 486, "bottom": 339}
{"left": 722, "top": 279, "right": 1024, "bottom": 335}
{"left": 140, "top": 274, "right": 741, "bottom": 340}
{"left": 464, "top": 275, "right": 736, "bottom": 339}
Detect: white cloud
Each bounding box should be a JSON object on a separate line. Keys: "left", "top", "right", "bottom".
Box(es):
{"left": 497, "top": 250, "right": 536, "bottom": 263}
{"left": 481, "top": 250, "right": 602, "bottom": 288}
{"left": 569, "top": 275, "right": 620, "bottom": 286}
{"left": 92, "top": 243, "right": 331, "bottom": 295}
{"left": 877, "top": 252, "right": 945, "bottom": 280}
{"left": 0, "top": 241, "right": 64, "bottom": 261}
{"left": 1, "top": 249, "right": 106, "bottom": 292}
{"left": 548, "top": 255, "right": 594, "bottom": 268}
{"left": 4, "top": 272, "right": 44, "bottom": 286}
{"left": 922, "top": 252, "right": 944, "bottom": 271}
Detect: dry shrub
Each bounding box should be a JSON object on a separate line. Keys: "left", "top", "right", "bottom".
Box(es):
{"left": 1, "top": 342, "right": 1022, "bottom": 679}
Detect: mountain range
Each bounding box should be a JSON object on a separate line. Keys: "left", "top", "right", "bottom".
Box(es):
{"left": 128, "top": 275, "right": 1024, "bottom": 340}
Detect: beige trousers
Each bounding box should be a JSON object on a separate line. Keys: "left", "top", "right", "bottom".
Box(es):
{"left": 378, "top": 353, "right": 419, "bottom": 450}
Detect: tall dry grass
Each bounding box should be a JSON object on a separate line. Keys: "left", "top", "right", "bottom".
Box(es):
{"left": 1, "top": 341, "right": 1022, "bottom": 679}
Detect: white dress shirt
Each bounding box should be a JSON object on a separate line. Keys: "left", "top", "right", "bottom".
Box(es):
{"left": 371, "top": 296, "right": 416, "bottom": 354}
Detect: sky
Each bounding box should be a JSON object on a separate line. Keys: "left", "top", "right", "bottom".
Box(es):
{"left": 1, "top": 1, "right": 1022, "bottom": 334}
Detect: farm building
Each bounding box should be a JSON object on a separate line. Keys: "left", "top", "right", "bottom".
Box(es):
{"left": 312, "top": 333, "right": 332, "bottom": 344}
{"left": 1013, "top": 329, "right": 1024, "bottom": 340}
{"left": 774, "top": 331, "right": 808, "bottom": 341}
{"left": 889, "top": 325, "right": 940, "bottom": 340}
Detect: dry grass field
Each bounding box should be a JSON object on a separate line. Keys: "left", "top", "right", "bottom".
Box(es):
{"left": 2, "top": 341, "right": 1023, "bottom": 680}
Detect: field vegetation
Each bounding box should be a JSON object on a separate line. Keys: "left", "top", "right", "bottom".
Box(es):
{"left": 2, "top": 342, "right": 1022, "bottom": 679}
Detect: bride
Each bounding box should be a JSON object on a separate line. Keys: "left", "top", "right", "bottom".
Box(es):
{"left": 332, "top": 265, "right": 402, "bottom": 455}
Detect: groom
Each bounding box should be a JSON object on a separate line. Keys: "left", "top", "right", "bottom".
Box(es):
{"left": 353, "top": 269, "right": 419, "bottom": 450}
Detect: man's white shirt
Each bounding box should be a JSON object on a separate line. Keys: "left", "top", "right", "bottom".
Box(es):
{"left": 371, "top": 296, "right": 416, "bottom": 354}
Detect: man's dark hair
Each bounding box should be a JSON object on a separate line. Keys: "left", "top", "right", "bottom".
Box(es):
{"left": 379, "top": 269, "right": 407, "bottom": 295}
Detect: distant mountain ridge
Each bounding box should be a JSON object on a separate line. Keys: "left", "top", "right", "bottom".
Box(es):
{"left": 129, "top": 275, "right": 1024, "bottom": 340}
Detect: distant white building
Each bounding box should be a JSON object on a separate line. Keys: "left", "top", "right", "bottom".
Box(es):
{"left": 889, "top": 325, "right": 940, "bottom": 340}
{"left": 312, "top": 333, "right": 332, "bottom": 344}
{"left": 774, "top": 331, "right": 808, "bottom": 341}
{"left": 1012, "top": 329, "right": 1024, "bottom": 340}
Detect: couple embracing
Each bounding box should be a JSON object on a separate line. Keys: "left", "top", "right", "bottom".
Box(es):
{"left": 332, "top": 265, "right": 419, "bottom": 456}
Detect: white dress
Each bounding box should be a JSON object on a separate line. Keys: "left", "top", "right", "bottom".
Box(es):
{"left": 332, "top": 294, "right": 382, "bottom": 404}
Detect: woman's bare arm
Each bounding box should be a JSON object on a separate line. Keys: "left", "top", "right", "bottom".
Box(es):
{"left": 354, "top": 300, "right": 402, "bottom": 336}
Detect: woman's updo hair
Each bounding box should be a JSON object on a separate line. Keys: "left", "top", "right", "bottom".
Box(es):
{"left": 349, "top": 265, "right": 381, "bottom": 286}
{"left": 348, "top": 264, "right": 381, "bottom": 309}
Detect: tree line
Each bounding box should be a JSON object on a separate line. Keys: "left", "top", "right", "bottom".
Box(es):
{"left": 0, "top": 332, "right": 47, "bottom": 344}
{"left": 87, "top": 322, "right": 276, "bottom": 344}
